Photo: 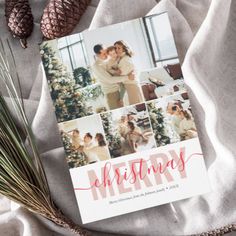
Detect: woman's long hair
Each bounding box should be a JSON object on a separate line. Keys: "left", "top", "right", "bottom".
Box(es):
{"left": 181, "top": 110, "right": 192, "bottom": 120}
{"left": 173, "top": 100, "right": 184, "bottom": 110}
{"left": 114, "top": 40, "right": 133, "bottom": 57}
{"left": 127, "top": 121, "right": 135, "bottom": 131}
{"left": 95, "top": 133, "right": 106, "bottom": 146}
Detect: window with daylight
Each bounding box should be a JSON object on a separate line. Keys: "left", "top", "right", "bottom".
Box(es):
{"left": 143, "top": 13, "right": 179, "bottom": 67}
{"left": 57, "top": 34, "right": 89, "bottom": 72}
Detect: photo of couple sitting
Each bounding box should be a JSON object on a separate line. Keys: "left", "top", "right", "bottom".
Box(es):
{"left": 92, "top": 40, "right": 143, "bottom": 110}
{"left": 118, "top": 113, "right": 153, "bottom": 153}
{"left": 65, "top": 129, "right": 110, "bottom": 165}
{"left": 166, "top": 100, "right": 197, "bottom": 140}
{"left": 102, "top": 104, "right": 155, "bottom": 158}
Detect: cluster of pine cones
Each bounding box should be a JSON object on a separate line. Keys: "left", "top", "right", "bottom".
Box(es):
{"left": 5, "top": 0, "right": 91, "bottom": 48}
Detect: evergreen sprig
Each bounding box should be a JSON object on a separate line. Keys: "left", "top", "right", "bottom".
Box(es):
{"left": 0, "top": 41, "right": 90, "bottom": 235}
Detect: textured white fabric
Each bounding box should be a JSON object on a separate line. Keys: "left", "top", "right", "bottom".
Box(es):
{"left": 0, "top": 0, "right": 236, "bottom": 235}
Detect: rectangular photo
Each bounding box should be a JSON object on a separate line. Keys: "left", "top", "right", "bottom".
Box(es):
{"left": 100, "top": 103, "right": 156, "bottom": 158}
{"left": 40, "top": 36, "right": 95, "bottom": 123}
{"left": 147, "top": 94, "right": 198, "bottom": 147}
{"left": 83, "top": 22, "right": 148, "bottom": 110}
{"left": 58, "top": 115, "right": 111, "bottom": 168}
{"left": 139, "top": 64, "right": 187, "bottom": 101}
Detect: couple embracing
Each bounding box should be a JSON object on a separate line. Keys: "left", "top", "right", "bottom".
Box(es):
{"left": 92, "top": 41, "right": 143, "bottom": 110}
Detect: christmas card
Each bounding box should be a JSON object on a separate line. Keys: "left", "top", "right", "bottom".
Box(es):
{"left": 40, "top": 12, "right": 210, "bottom": 224}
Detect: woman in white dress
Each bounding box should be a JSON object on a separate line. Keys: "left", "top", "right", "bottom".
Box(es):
{"left": 88, "top": 133, "right": 111, "bottom": 161}
{"left": 126, "top": 121, "right": 148, "bottom": 153}
{"left": 127, "top": 113, "right": 142, "bottom": 133}
{"left": 166, "top": 103, "right": 183, "bottom": 135}
{"left": 118, "top": 116, "right": 129, "bottom": 139}
{"left": 83, "top": 133, "right": 100, "bottom": 164}
{"left": 68, "top": 129, "right": 83, "bottom": 151}
{"left": 114, "top": 40, "right": 143, "bottom": 105}
{"left": 179, "top": 110, "right": 198, "bottom": 140}
{"left": 106, "top": 46, "right": 126, "bottom": 107}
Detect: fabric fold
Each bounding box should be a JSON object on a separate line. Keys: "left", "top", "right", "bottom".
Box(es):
{"left": 0, "top": 0, "right": 236, "bottom": 235}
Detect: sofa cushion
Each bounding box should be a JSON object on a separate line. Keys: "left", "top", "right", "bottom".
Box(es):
{"left": 141, "top": 83, "right": 157, "bottom": 101}
{"left": 164, "top": 63, "right": 183, "bottom": 80}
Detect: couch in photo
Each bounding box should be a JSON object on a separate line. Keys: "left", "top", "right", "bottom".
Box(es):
{"left": 140, "top": 64, "right": 186, "bottom": 102}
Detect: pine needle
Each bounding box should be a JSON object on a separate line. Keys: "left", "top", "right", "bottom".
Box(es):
{"left": 0, "top": 40, "right": 90, "bottom": 236}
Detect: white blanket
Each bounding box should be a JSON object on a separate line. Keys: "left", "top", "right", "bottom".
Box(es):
{"left": 0, "top": 0, "right": 236, "bottom": 235}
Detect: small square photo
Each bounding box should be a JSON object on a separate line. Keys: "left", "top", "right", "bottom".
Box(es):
{"left": 58, "top": 115, "right": 111, "bottom": 168}
{"left": 147, "top": 95, "right": 198, "bottom": 147}
{"left": 100, "top": 103, "right": 156, "bottom": 158}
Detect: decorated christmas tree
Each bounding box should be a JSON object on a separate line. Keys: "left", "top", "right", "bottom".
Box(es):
{"left": 148, "top": 103, "right": 180, "bottom": 147}
{"left": 100, "top": 113, "right": 122, "bottom": 158}
{"left": 40, "top": 43, "right": 93, "bottom": 122}
{"left": 61, "top": 131, "right": 87, "bottom": 168}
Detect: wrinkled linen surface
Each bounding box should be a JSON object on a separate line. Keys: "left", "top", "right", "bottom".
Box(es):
{"left": 0, "top": 0, "right": 236, "bottom": 235}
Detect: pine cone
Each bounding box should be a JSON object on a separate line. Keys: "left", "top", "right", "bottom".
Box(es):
{"left": 5, "top": 0, "right": 34, "bottom": 48}
{"left": 40, "top": 0, "right": 91, "bottom": 40}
